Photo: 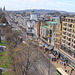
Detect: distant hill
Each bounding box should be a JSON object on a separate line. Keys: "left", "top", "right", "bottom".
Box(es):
{"left": 8, "top": 9, "right": 75, "bottom": 14}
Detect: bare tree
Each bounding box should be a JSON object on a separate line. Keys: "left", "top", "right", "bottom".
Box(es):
{"left": 0, "top": 29, "right": 1, "bottom": 43}
{"left": 0, "top": 15, "right": 8, "bottom": 23}
{"left": 12, "top": 40, "right": 40, "bottom": 75}
{"left": 5, "top": 29, "right": 42, "bottom": 75}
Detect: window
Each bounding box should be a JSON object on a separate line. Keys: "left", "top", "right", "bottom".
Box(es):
{"left": 68, "top": 43, "right": 70, "bottom": 46}
{"left": 64, "top": 23, "right": 67, "bottom": 26}
{"left": 73, "top": 25, "right": 75, "bottom": 28}
{"left": 73, "top": 46, "right": 75, "bottom": 48}
{"left": 63, "top": 36, "right": 66, "bottom": 39}
{"left": 72, "top": 39, "right": 73, "bottom": 42}
{"left": 68, "top": 38, "right": 71, "bottom": 41}
{"left": 73, "top": 30, "right": 75, "bottom": 33}
{"left": 70, "top": 24, "right": 72, "bottom": 27}
{"left": 69, "top": 24, "right": 72, "bottom": 27}
{"left": 71, "top": 19, "right": 73, "bottom": 23}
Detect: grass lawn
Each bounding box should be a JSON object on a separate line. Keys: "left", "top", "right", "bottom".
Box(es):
{"left": 2, "top": 72, "right": 8, "bottom": 75}
{"left": 2, "top": 72, "right": 14, "bottom": 75}
{"left": 0, "top": 40, "right": 6, "bottom": 46}
{"left": 0, "top": 51, "right": 10, "bottom": 68}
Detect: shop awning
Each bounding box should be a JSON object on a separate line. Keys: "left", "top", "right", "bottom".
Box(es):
{"left": 45, "top": 44, "right": 48, "bottom": 47}
{"left": 41, "top": 40, "right": 43, "bottom": 42}
{"left": 39, "top": 44, "right": 42, "bottom": 47}
{"left": 48, "top": 46, "right": 53, "bottom": 50}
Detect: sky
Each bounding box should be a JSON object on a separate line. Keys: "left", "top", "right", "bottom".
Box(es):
{"left": 0, "top": 0, "right": 75, "bottom": 12}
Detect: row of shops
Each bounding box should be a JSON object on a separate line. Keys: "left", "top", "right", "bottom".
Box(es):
{"left": 39, "top": 39, "right": 75, "bottom": 69}
{"left": 33, "top": 35, "right": 75, "bottom": 70}
{"left": 39, "top": 40, "right": 53, "bottom": 51}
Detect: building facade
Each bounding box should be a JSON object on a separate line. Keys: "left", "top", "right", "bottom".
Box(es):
{"left": 55, "top": 17, "right": 75, "bottom": 65}
{"left": 61, "top": 17, "right": 75, "bottom": 58}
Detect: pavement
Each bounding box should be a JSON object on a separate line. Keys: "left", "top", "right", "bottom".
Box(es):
{"left": 52, "top": 60, "right": 75, "bottom": 75}
{"left": 29, "top": 36, "right": 75, "bottom": 75}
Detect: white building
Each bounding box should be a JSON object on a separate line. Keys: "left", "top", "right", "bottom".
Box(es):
{"left": 30, "top": 12, "right": 40, "bottom": 21}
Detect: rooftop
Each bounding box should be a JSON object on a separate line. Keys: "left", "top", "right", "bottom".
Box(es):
{"left": 65, "top": 17, "right": 75, "bottom": 20}
{"left": 46, "top": 21, "right": 58, "bottom": 26}
{"left": 31, "top": 12, "right": 40, "bottom": 16}
{"left": 42, "top": 25, "right": 49, "bottom": 29}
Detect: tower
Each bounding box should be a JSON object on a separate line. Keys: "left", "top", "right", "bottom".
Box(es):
{"left": 3, "top": 6, "right": 5, "bottom": 11}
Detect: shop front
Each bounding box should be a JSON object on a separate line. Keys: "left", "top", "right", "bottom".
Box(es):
{"left": 59, "top": 50, "right": 75, "bottom": 65}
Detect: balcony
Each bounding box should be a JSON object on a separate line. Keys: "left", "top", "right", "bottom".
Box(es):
{"left": 68, "top": 36, "right": 71, "bottom": 38}
{"left": 68, "top": 35, "right": 71, "bottom": 38}
{"left": 73, "top": 48, "right": 75, "bottom": 51}
{"left": 62, "top": 42, "right": 65, "bottom": 45}
{"left": 73, "top": 43, "right": 75, "bottom": 46}
{"left": 63, "top": 25, "right": 67, "bottom": 28}
{"left": 63, "top": 30, "right": 66, "bottom": 32}
{"left": 62, "top": 38, "right": 66, "bottom": 40}
{"left": 61, "top": 44, "right": 75, "bottom": 58}
{"left": 68, "top": 27, "right": 72, "bottom": 29}
{"left": 67, "top": 45, "right": 70, "bottom": 48}
{"left": 67, "top": 40, "right": 71, "bottom": 43}
{"left": 62, "top": 34, "right": 66, "bottom": 36}
{"left": 68, "top": 31, "right": 71, "bottom": 34}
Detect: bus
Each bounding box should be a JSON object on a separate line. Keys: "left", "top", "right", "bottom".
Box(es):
{"left": 56, "top": 68, "right": 68, "bottom": 75}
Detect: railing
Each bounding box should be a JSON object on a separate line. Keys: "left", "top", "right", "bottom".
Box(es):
{"left": 60, "top": 45, "right": 75, "bottom": 56}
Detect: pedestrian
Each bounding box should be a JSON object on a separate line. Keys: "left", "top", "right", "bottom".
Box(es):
{"left": 68, "top": 70, "right": 69, "bottom": 73}
{"left": 60, "top": 62, "right": 61, "bottom": 65}
{"left": 71, "top": 69, "right": 72, "bottom": 73}
{"left": 57, "top": 61, "right": 58, "bottom": 64}
{"left": 64, "top": 66, "right": 66, "bottom": 69}
{"left": 62, "top": 62, "right": 63, "bottom": 65}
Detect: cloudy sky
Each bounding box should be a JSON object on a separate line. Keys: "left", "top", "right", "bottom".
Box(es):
{"left": 0, "top": 0, "right": 75, "bottom": 12}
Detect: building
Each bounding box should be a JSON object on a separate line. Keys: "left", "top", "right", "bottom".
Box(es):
{"left": 0, "top": 8, "right": 2, "bottom": 14}
{"left": 30, "top": 12, "right": 40, "bottom": 21}
{"left": 3, "top": 6, "right": 5, "bottom": 12}
{"left": 55, "top": 17, "right": 75, "bottom": 65}
{"left": 39, "top": 20, "right": 57, "bottom": 48}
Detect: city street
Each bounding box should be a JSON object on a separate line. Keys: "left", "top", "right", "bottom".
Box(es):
{"left": 5, "top": 15, "right": 56, "bottom": 75}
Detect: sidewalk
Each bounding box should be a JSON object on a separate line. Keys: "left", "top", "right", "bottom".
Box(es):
{"left": 52, "top": 59, "right": 75, "bottom": 75}
{"left": 38, "top": 45, "right": 75, "bottom": 75}
{"left": 29, "top": 36, "right": 75, "bottom": 75}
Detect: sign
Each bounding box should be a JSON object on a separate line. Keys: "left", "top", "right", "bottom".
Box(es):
{"left": 47, "top": 35, "right": 49, "bottom": 38}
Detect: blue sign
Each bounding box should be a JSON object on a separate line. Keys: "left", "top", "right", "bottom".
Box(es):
{"left": 45, "top": 44, "right": 48, "bottom": 46}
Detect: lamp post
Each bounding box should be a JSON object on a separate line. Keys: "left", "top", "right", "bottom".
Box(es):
{"left": 48, "top": 28, "right": 51, "bottom": 75}
{"left": 0, "top": 30, "right": 1, "bottom": 43}
{"left": 48, "top": 58, "right": 50, "bottom": 75}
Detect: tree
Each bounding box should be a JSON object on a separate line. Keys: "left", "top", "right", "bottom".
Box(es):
{"left": 0, "top": 15, "right": 8, "bottom": 23}
{"left": 6, "top": 36, "right": 42, "bottom": 75}
{"left": 11, "top": 40, "right": 41, "bottom": 75}
{"left": 0, "top": 30, "right": 1, "bottom": 43}
{"left": 5, "top": 28, "right": 43, "bottom": 75}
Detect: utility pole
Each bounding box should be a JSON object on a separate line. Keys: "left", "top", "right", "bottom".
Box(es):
{"left": 48, "top": 58, "right": 50, "bottom": 75}
{"left": 0, "top": 30, "right": 1, "bottom": 43}
{"left": 48, "top": 27, "right": 51, "bottom": 75}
